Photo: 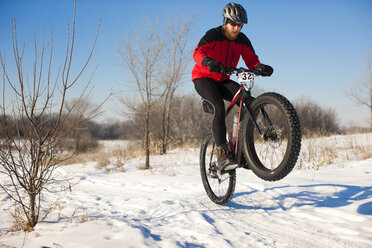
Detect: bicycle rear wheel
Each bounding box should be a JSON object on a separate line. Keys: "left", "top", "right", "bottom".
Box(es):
{"left": 241, "top": 92, "right": 301, "bottom": 181}
{"left": 200, "top": 133, "right": 236, "bottom": 205}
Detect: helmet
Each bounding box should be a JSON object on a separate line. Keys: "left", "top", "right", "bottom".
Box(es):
{"left": 223, "top": 3, "right": 247, "bottom": 25}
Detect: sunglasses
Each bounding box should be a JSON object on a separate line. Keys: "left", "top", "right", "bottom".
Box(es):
{"left": 229, "top": 22, "right": 243, "bottom": 28}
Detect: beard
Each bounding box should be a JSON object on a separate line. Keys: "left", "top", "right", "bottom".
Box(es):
{"left": 224, "top": 26, "right": 239, "bottom": 40}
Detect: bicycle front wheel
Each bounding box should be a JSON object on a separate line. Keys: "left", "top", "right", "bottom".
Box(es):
{"left": 241, "top": 92, "right": 301, "bottom": 181}
{"left": 200, "top": 133, "right": 236, "bottom": 205}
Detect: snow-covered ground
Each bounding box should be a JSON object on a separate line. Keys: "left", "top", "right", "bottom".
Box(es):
{"left": 0, "top": 135, "right": 371, "bottom": 248}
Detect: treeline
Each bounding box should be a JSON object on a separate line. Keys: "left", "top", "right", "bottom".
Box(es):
{"left": 1, "top": 94, "right": 341, "bottom": 152}
{"left": 293, "top": 96, "right": 340, "bottom": 135}
{"left": 92, "top": 94, "right": 213, "bottom": 142}
{"left": 97, "top": 95, "right": 341, "bottom": 141}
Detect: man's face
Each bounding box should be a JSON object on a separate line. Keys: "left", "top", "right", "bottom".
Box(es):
{"left": 224, "top": 22, "right": 243, "bottom": 40}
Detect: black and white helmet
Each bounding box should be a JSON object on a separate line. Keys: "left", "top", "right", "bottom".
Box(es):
{"left": 223, "top": 3, "right": 247, "bottom": 25}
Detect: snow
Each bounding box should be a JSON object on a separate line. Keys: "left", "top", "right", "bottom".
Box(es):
{"left": 0, "top": 136, "right": 372, "bottom": 248}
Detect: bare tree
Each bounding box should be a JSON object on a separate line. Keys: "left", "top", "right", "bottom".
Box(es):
{"left": 130, "top": 94, "right": 212, "bottom": 147}
{"left": 158, "top": 17, "right": 194, "bottom": 154}
{"left": 118, "top": 20, "right": 164, "bottom": 169}
{"left": 65, "top": 98, "right": 99, "bottom": 153}
{"left": 0, "top": 1, "right": 102, "bottom": 230}
{"left": 345, "top": 51, "right": 372, "bottom": 128}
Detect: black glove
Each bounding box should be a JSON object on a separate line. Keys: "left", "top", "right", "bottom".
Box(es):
{"left": 202, "top": 57, "right": 223, "bottom": 73}
{"left": 255, "top": 63, "right": 273, "bottom": 77}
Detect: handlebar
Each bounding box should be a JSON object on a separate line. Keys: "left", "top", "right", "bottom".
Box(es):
{"left": 222, "top": 67, "right": 261, "bottom": 76}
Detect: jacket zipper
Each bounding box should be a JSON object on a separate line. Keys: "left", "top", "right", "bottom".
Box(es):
{"left": 225, "top": 40, "right": 230, "bottom": 67}
{"left": 229, "top": 51, "right": 235, "bottom": 67}
{"left": 225, "top": 41, "right": 235, "bottom": 68}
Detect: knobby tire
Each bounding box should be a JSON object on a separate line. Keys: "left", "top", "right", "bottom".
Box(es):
{"left": 241, "top": 92, "right": 302, "bottom": 181}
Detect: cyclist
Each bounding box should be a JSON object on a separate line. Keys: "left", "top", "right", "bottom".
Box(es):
{"left": 192, "top": 2, "right": 273, "bottom": 171}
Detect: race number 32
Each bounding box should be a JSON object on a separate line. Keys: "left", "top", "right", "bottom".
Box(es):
{"left": 238, "top": 72, "right": 254, "bottom": 82}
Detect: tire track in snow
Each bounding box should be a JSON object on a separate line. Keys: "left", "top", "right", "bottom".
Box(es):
{"left": 127, "top": 188, "right": 358, "bottom": 248}
{"left": 197, "top": 191, "right": 357, "bottom": 248}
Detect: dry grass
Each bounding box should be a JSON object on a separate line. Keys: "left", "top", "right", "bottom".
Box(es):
{"left": 59, "top": 141, "right": 144, "bottom": 172}
{"left": 297, "top": 131, "right": 372, "bottom": 169}
{"left": 345, "top": 134, "right": 372, "bottom": 160}
{"left": 8, "top": 204, "right": 27, "bottom": 232}
{"left": 138, "top": 164, "right": 152, "bottom": 170}
{"left": 59, "top": 129, "right": 372, "bottom": 172}
{"left": 66, "top": 207, "right": 89, "bottom": 224}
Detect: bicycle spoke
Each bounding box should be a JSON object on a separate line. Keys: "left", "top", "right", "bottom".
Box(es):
{"left": 252, "top": 103, "right": 289, "bottom": 170}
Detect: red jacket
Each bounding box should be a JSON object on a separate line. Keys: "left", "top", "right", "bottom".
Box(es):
{"left": 192, "top": 26, "right": 260, "bottom": 82}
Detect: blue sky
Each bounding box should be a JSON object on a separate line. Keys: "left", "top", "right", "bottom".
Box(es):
{"left": 1, "top": 0, "right": 372, "bottom": 127}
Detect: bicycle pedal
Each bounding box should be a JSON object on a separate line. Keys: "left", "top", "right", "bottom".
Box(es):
{"left": 211, "top": 170, "right": 219, "bottom": 178}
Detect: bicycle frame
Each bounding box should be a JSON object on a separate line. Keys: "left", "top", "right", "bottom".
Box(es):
{"left": 225, "top": 77, "right": 269, "bottom": 167}
{"left": 224, "top": 83, "right": 247, "bottom": 166}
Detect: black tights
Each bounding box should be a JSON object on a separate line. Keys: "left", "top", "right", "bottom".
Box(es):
{"left": 194, "top": 78, "right": 240, "bottom": 146}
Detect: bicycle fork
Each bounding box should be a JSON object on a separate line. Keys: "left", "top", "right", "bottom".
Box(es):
{"left": 242, "top": 101, "right": 273, "bottom": 137}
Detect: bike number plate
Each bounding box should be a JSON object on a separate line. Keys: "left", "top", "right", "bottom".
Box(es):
{"left": 238, "top": 72, "right": 255, "bottom": 83}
